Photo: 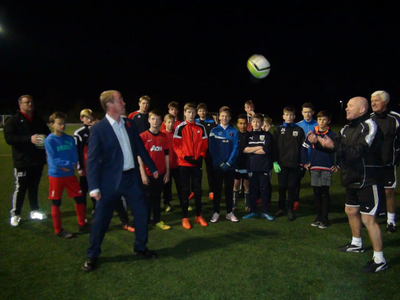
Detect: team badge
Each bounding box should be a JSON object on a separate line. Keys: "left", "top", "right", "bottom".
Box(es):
{"left": 293, "top": 131, "right": 298, "bottom": 137}
{"left": 260, "top": 135, "right": 265, "bottom": 141}
{"left": 248, "top": 172, "right": 253, "bottom": 177}
{"left": 229, "top": 132, "right": 233, "bottom": 137}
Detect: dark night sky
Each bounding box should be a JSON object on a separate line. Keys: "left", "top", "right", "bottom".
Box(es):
{"left": 1, "top": 0, "right": 399, "bottom": 122}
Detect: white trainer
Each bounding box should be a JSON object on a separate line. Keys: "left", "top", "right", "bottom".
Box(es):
{"left": 210, "top": 212, "right": 220, "bottom": 223}
{"left": 10, "top": 215, "right": 21, "bottom": 226}
{"left": 30, "top": 210, "right": 48, "bottom": 220}
{"left": 226, "top": 212, "right": 239, "bottom": 223}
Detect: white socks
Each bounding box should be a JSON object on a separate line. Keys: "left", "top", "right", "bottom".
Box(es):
{"left": 352, "top": 236, "right": 362, "bottom": 247}
{"left": 387, "top": 212, "right": 396, "bottom": 225}
{"left": 373, "top": 251, "right": 386, "bottom": 264}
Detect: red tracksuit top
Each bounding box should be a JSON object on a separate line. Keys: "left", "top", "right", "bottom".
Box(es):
{"left": 173, "top": 120, "right": 208, "bottom": 167}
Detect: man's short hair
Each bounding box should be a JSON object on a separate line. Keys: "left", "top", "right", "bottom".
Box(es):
{"left": 49, "top": 111, "right": 67, "bottom": 123}
{"left": 316, "top": 110, "right": 332, "bottom": 121}
{"left": 245, "top": 100, "right": 254, "bottom": 108}
{"left": 371, "top": 90, "right": 390, "bottom": 103}
{"left": 80, "top": 109, "right": 93, "bottom": 118}
{"left": 283, "top": 106, "right": 296, "bottom": 114}
{"left": 302, "top": 102, "right": 314, "bottom": 111}
{"left": 184, "top": 103, "right": 197, "bottom": 111}
{"left": 197, "top": 103, "right": 208, "bottom": 111}
{"left": 168, "top": 101, "right": 179, "bottom": 109}
{"left": 100, "top": 90, "right": 118, "bottom": 112}
{"left": 139, "top": 95, "right": 151, "bottom": 103}
{"left": 252, "top": 113, "right": 264, "bottom": 122}
{"left": 164, "top": 114, "right": 175, "bottom": 122}
{"left": 237, "top": 113, "right": 248, "bottom": 122}
{"left": 148, "top": 109, "right": 163, "bottom": 118}
{"left": 18, "top": 95, "right": 33, "bottom": 103}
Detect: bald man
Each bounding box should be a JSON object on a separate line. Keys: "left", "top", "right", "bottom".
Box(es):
{"left": 308, "top": 97, "right": 387, "bottom": 273}
{"left": 371, "top": 91, "right": 400, "bottom": 233}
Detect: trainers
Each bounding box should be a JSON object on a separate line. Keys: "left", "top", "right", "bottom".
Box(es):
{"left": 319, "top": 222, "right": 328, "bottom": 229}
{"left": 226, "top": 212, "right": 239, "bottom": 222}
{"left": 287, "top": 210, "right": 295, "bottom": 222}
{"left": 122, "top": 224, "right": 135, "bottom": 232}
{"left": 57, "top": 230, "right": 73, "bottom": 239}
{"left": 10, "top": 215, "right": 21, "bottom": 227}
{"left": 363, "top": 260, "right": 388, "bottom": 273}
{"left": 293, "top": 201, "right": 299, "bottom": 211}
{"left": 210, "top": 212, "right": 220, "bottom": 223}
{"left": 274, "top": 210, "right": 286, "bottom": 218}
{"left": 243, "top": 212, "right": 258, "bottom": 219}
{"left": 261, "top": 212, "right": 275, "bottom": 221}
{"left": 155, "top": 221, "right": 171, "bottom": 230}
{"left": 311, "top": 219, "right": 321, "bottom": 227}
{"left": 165, "top": 205, "right": 172, "bottom": 212}
{"left": 195, "top": 216, "right": 208, "bottom": 227}
{"left": 386, "top": 223, "right": 396, "bottom": 233}
{"left": 337, "top": 242, "right": 364, "bottom": 253}
{"left": 182, "top": 218, "right": 191, "bottom": 229}
{"left": 30, "top": 210, "right": 48, "bottom": 220}
{"left": 188, "top": 192, "right": 195, "bottom": 200}
{"left": 78, "top": 222, "right": 91, "bottom": 232}
{"left": 209, "top": 192, "right": 214, "bottom": 201}
{"left": 188, "top": 205, "right": 193, "bottom": 211}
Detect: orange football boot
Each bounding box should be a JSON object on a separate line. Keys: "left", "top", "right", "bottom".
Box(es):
{"left": 195, "top": 216, "right": 208, "bottom": 227}
{"left": 182, "top": 218, "right": 191, "bottom": 229}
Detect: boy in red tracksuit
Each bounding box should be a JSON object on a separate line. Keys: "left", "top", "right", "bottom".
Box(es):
{"left": 173, "top": 103, "right": 208, "bottom": 229}
{"left": 161, "top": 114, "right": 183, "bottom": 212}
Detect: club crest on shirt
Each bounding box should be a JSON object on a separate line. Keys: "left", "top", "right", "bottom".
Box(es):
{"left": 260, "top": 135, "right": 265, "bottom": 141}
{"left": 248, "top": 172, "right": 253, "bottom": 177}
{"left": 229, "top": 132, "right": 233, "bottom": 137}
{"left": 293, "top": 131, "right": 298, "bottom": 137}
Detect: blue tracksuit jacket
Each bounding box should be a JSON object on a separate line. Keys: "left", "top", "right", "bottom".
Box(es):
{"left": 209, "top": 124, "right": 239, "bottom": 170}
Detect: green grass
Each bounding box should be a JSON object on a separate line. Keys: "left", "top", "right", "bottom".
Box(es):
{"left": 0, "top": 124, "right": 399, "bottom": 300}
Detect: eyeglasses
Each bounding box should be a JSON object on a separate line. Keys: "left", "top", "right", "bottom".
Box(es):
{"left": 21, "top": 101, "right": 33, "bottom": 105}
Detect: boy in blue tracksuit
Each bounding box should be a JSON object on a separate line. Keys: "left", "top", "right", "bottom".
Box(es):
{"left": 301, "top": 110, "right": 339, "bottom": 228}
{"left": 208, "top": 106, "right": 239, "bottom": 223}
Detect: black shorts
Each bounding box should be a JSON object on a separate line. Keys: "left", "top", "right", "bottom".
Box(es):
{"left": 382, "top": 165, "right": 397, "bottom": 188}
{"left": 345, "top": 184, "right": 384, "bottom": 215}
{"left": 234, "top": 170, "right": 249, "bottom": 180}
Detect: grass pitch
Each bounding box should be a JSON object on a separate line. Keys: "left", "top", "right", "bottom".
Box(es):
{"left": 0, "top": 124, "right": 399, "bottom": 300}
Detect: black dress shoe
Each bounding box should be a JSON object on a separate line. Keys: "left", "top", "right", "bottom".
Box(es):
{"left": 82, "top": 258, "right": 98, "bottom": 271}
{"left": 134, "top": 248, "right": 158, "bottom": 259}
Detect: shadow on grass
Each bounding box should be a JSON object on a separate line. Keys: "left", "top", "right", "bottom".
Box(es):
{"left": 99, "top": 230, "right": 276, "bottom": 265}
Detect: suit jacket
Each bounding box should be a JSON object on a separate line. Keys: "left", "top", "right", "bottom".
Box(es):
{"left": 86, "top": 116, "right": 157, "bottom": 196}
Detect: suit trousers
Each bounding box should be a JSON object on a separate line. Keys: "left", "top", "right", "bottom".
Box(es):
{"left": 87, "top": 170, "right": 148, "bottom": 259}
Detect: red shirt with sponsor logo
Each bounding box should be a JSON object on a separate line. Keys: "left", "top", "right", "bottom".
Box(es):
{"left": 140, "top": 130, "right": 169, "bottom": 176}
{"left": 161, "top": 129, "right": 179, "bottom": 169}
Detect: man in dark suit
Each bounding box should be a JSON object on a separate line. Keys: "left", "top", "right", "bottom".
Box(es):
{"left": 83, "top": 90, "right": 158, "bottom": 271}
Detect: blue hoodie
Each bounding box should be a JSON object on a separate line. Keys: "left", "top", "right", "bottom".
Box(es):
{"left": 45, "top": 133, "right": 79, "bottom": 177}
{"left": 209, "top": 124, "right": 239, "bottom": 170}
